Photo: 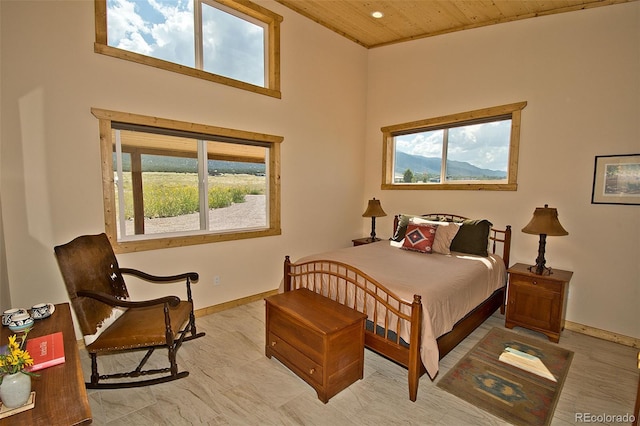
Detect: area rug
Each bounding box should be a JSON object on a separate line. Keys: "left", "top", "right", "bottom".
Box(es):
{"left": 437, "top": 327, "right": 573, "bottom": 426}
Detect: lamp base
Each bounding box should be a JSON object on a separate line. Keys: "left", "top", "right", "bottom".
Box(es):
{"left": 528, "top": 264, "right": 553, "bottom": 276}
{"left": 369, "top": 217, "right": 378, "bottom": 241}
{"left": 529, "top": 233, "right": 554, "bottom": 275}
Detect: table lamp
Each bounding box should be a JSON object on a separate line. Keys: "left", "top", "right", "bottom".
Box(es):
{"left": 362, "top": 198, "right": 387, "bottom": 242}
{"left": 521, "top": 204, "right": 568, "bottom": 275}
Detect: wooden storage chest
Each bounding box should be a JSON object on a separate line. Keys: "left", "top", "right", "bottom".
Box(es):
{"left": 265, "top": 288, "right": 366, "bottom": 403}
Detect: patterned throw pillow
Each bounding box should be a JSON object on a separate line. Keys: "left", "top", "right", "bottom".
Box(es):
{"left": 410, "top": 217, "right": 461, "bottom": 255}
{"left": 401, "top": 223, "right": 438, "bottom": 253}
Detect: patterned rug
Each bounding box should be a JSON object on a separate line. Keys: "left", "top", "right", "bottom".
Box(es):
{"left": 437, "top": 327, "right": 574, "bottom": 426}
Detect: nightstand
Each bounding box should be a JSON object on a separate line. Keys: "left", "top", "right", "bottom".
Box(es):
{"left": 505, "top": 263, "right": 573, "bottom": 343}
{"left": 352, "top": 237, "right": 381, "bottom": 246}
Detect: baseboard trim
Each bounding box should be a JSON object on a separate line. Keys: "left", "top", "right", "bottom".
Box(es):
{"left": 194, "top": 289, "right": 279, "bottom": 317}
{"left": 565, "top": 320, "right": 640, "bottom": 349}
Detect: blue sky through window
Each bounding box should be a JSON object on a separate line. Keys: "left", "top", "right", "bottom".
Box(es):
{"left": 107, "top": 0, "right": 264, "bottom": 86}
{"left": 394, "top": 120, "right": 511, "bottom": 172}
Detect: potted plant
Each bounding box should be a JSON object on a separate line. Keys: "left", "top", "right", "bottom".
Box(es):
{"left": 0, "top": 333, "right": 36, "bottom": 408}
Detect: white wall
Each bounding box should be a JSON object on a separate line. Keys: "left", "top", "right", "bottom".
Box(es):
{"left": 364, "top": 2, "right": 639, "bottom": 338}
{"left": 0, "top": 1, "right": 367, "bottom": 314}
{"left": 1, "top": 0, "right": 637, "bottom": 341}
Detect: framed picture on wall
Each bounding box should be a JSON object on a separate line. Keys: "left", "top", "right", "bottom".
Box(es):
{"left": 591, "top": 154, "right": 640, "bottom": 205}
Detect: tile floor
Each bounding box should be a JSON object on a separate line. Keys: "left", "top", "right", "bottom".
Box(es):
{"left": 81, "top": 301, "right": 639, "bottom": 425}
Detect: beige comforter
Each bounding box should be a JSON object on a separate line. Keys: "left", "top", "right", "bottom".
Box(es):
{"left": 286, "top": 240, "right": 506, "bottom": 378}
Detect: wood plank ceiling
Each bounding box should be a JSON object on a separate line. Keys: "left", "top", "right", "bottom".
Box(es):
{"left": 275, "top": 0, "right": 633, "bottom": 48}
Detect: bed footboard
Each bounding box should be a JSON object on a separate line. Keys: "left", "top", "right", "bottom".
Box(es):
{"left": 284, "top": 256, "right": 424, "bottom": 401}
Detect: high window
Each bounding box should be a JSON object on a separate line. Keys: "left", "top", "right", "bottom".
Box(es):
{"left": 95, "top": 0, "right": 282, "bottom": 98}
{"left": 92, "top": 108, "right": 282, "bottom": 253}
{"left": 382, "top": 102, "right": 527, "bottom": 190}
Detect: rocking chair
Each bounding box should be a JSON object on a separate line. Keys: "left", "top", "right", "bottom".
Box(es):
{"left": 54, "top": 233, "right": 205, "bottom": 389}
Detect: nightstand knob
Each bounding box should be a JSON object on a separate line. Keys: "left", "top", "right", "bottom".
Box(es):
{"left": 271, "top": 341, "right": 276, "bottom": 347}
{"left": 532, "top": 280, "right": 538, "bottom": 285}
{"left": 309, "top": 368, "right": 315, "bottom": 375}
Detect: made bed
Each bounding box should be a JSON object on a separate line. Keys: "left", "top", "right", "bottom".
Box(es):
{"left": 282, "top": 214, "right": 511, "bottom": 401}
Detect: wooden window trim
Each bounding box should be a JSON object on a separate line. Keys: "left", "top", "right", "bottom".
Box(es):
{"left": 94, "top": 0, "right": 282, "bottom": 99}
{"left": 381, "top": 101, "right": 527, "bottom": 191}
{"left": 92, "top": 107, "right": 283, "bottom": 253}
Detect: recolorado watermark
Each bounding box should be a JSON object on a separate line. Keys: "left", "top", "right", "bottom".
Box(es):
{"left": 575, "top": 412, "right": 636, "bottom": 423}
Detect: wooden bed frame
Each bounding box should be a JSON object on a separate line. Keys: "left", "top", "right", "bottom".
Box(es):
{"left": 283, "top": 214, "right": 511, "bottom": 402}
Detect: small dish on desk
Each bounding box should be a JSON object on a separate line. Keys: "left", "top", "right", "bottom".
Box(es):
{"left": 2, "top": 308, "right": 28, "bottom": 326}
{"left": 31, "top": 303, "right": 55, "bottom": 320}
{"left": 8, "top": 313, "right": 34, "bottom": 332}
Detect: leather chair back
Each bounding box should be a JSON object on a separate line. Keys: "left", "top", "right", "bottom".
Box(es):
{"left": 54, "top": 233, "right": 129, "bottom": 337}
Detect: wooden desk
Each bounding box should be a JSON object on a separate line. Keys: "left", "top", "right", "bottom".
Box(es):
{"left": 0, "top": 303, "right": 91, "bottom": 425}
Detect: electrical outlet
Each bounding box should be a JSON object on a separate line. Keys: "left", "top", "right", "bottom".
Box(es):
{"left": 214, "top": 275, "right": 221, "bottom": 286}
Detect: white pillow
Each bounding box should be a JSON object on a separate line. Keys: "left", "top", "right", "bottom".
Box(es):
{"left": 410, "top": 217, "right": 461, "bottom": 255}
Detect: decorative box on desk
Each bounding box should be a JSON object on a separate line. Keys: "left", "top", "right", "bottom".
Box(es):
{"left": 505, "top": 263, "right": 573, "bottom": 343}
{"left": 265, "top": 288, "right": 366, "bottom": 403}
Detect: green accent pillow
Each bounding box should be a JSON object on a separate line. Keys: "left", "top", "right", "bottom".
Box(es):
{"left": 449, "top": 219, "right": 493, "bottom": 257}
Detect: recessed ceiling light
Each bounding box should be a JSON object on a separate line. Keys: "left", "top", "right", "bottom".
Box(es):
{"left": 371, "top": 11, "right": 384, "bottom": 19}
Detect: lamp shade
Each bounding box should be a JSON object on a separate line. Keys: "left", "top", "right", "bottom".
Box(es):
{"left": 521, "top": 204, "right": 568, "bottom": 236}
{"left": 362, "top": 198, "right": 387, "bottom": 218}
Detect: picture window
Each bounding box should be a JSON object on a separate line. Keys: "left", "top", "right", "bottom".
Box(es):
{"left": 93, "top": 108, "right": 282, "bottom": 253}
{"left": 95, "top": 0, "right": 282, "bottom": 98}
{"left": 382, "top": 102, "right": 527, "bottom": 190}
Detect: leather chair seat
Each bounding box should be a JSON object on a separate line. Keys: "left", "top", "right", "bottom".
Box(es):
{"left": 87, "top": 301, "right": 193, "bottom": 352}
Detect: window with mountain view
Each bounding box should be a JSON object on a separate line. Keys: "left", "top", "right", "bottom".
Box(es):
{"left": 92, "top": 108, "right": 282, "bottom": 253}
{"left": 382, "top": 102, "right": 527, "bottom": 191}
{"left": 94, "top": 0, "right": 282, "bottom": 98}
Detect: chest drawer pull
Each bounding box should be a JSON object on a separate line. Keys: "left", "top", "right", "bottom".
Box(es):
{"left": 309, "top": 368, "right": 315, "bottom": 375}
{"left": 271, "top": 341, "right": 277, "bottom": 347}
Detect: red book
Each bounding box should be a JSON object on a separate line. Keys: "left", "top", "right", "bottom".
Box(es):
{"left": 26, "top": 332, "right": 65, "bottom": 372}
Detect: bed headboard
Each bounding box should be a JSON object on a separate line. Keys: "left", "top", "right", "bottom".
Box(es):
{"left": 392, "top": 213, "right": 511, "bottom": 268}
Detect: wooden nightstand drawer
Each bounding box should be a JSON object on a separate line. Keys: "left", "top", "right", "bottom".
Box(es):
{"left": 509, "top": 274, "right": 561, "bottom": 294}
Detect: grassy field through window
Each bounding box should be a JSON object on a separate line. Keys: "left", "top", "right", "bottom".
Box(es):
{"left": 116, "top": 172, "right": 265, "bottom": 220}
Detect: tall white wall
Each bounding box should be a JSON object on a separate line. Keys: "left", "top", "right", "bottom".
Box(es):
{"left": 1, "top": 0, "right": 637, "bottom": 341}
{"left": 364, "top": 2, "right": 639, "bottom": 338}
{"left": 0, "top": 1, "right": 367, "bottom": 314}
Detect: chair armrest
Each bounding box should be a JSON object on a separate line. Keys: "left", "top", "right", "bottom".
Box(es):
{"left": 77, "top": 290, "right": 181, "bottom": 308}
{"left": 120, "top": 268, "right": 199, "bottom": 283}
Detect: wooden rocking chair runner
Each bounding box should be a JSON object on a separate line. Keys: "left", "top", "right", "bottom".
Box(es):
{"left": 54, "top": 233, "right": 205, "bottom": 389}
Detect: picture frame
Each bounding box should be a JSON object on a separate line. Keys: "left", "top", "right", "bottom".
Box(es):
{"left": 591, "top": 154, "right": 640, "bottom": 205}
